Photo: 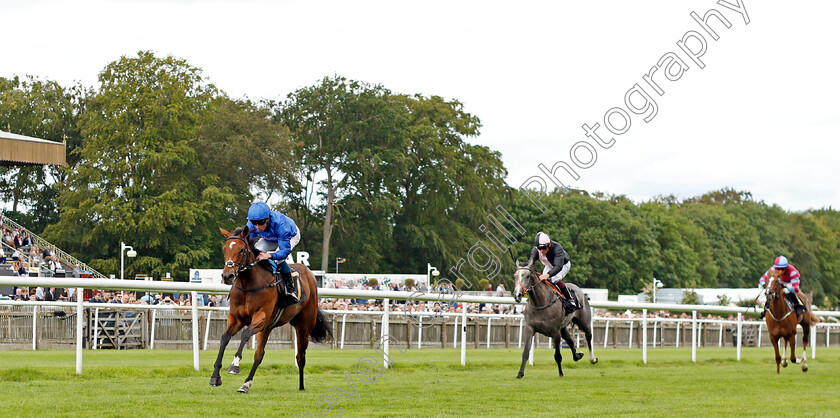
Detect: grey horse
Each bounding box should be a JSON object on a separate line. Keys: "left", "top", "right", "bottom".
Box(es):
{"left": 513, "top": 260, "right": 598, "bottom": 379}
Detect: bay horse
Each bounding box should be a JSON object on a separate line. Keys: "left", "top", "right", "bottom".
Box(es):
{"left": 210, "top": 226, "right": 332, "bottom": 393}
{"left": 763, "top": 269, "right": 817, "bottom": 374}
{"left": 513, "top": 260, "right": 598, "bottom": 379}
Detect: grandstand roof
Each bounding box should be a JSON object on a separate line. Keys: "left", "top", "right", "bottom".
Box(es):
{"left": 0, "top": 130, "right": 66, "bottom": 166}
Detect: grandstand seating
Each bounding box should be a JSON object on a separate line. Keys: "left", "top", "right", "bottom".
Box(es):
{"left": 1, "top": 212, "right": 105, "bottom": 279}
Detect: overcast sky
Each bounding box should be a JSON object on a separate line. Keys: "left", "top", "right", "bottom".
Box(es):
{"left": 3, "top": 0, "right": 838, "bottom": 212}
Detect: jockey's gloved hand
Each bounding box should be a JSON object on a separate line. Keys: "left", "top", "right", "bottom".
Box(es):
{"left": 758, "top": 283, "right": 764, "bottom": 289}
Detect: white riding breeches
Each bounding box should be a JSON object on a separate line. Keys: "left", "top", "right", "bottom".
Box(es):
{"left": 543, "top": 261, "right": 571, "bottom": 283}
{"left": 254, "top": 226, "right": 301, "bottom": 257}
{"left": 290, "top": 226, "right": 301, "bottom": 250}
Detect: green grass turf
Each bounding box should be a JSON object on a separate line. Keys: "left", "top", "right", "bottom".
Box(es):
{"left": 0, "top": 346, "right": 838, "bottom": 417}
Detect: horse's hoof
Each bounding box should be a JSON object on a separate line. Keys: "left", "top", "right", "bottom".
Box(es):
{"left": 802, "top": 364, "right": 809, "bottom": 372}
{"left": 237, "top": 385, "right": 250, "bottom": 393}
{"left": 558, "top": 373, "right": 564, "bottom": 378}
{"left": 782, "top": 360, "right": 788, "bottom": 368}
{"left": 573, "top": 352, "right": 583, "bottom": 362}
{"left": 227, "top": 365, "right": 240, "bottom": 374}
{"left": 590, "top": 357, "right": 599, "bottom": 364}
{"left": 209, "top": 376, "right": 222, "bottom": 387}
{"left": 516, "top": 374, "right": 524, "bottom": 379}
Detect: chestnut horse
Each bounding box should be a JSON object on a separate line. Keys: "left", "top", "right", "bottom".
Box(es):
{"left": 209, "top": 226, "right": 332, "bottom": 393}
{"left": 763, "top": 269, "right": 817, "bottom": 374}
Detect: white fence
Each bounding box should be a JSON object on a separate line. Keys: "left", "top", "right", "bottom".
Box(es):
{"left": 1, "top": 276, "right": 838, "bottom": 374}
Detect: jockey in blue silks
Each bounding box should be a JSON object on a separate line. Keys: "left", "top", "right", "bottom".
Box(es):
{"left": 246, "top": 202, "right": 302, "bottom": 303}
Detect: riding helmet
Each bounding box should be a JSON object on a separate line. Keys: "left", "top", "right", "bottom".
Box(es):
{"left": 534, "top": 232, "right": 551, "bottom": 249}
{"left": 774, "top": 255, "right": 788, "bottom": 270}
{"left": 247, "top": 202, "right": 271, "bottom": 220}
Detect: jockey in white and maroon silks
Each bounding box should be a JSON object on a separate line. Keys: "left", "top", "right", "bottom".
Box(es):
{"left": 758, "top": 255, "right": 805, "bottom": 318}
{"left": 527, "top": 232, "right": 573, "bottom": 300}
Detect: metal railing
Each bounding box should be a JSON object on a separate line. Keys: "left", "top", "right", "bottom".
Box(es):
{"left": 1, "top": 276, "right": 839, "bottom": 375}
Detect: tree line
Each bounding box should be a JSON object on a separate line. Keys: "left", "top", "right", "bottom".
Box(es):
{"left": 1, "top": 52, "right": 838, "bottom": 307}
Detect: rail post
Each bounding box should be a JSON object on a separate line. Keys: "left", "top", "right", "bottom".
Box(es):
{"left": 383, "top": 298, "right": 390, "bottom": 369}
{"left": 736, "top": 313, "right": 742, "bottom": 361}
{"left": 642, "top": 309, "right": 648, "bottom": 364}
{"left": 460, "top": 304, "right": 467, "bottom": 366}
{"left": 191, "top": 291, "right": 199, "bottom": 371}
{"left": 75, "top": 288, "right": 83, "bottom": 374}
{"left": 691, "top": 311, "right": 697, "bottom": 363}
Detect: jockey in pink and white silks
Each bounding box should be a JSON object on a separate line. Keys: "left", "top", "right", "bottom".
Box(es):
{"left": 527, "top": 232, "right": 574, "bottom": 302}
{"left": 759, "top": 255, "right": 805, "bottom": 319}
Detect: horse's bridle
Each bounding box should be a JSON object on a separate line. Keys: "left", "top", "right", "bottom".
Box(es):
{"left": 224, "top": 236, "right": 280, "bottom": 293}
{"left": 515, "top": 267, "right": 559, "bottom": 310}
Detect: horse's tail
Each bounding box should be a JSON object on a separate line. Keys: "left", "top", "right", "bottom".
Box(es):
{"left": 310, "top": 308, "right": 333, "bottom": 343}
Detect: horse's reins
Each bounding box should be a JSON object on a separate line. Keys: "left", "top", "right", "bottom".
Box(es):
{"left": 764, "top": 279, "right": 795, "bottom": 322}
{"left": 225, "top": 236, "right": 281, "bottom": 293}
{"left": 516, "top": 267, "right": 559, "bottom": 310}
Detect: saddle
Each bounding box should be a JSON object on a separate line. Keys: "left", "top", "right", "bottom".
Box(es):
{"left": 264, "top": 261, "right": 305, "bottom": 300}
{"left": 541, "top": 279, "right": 580, "bottom": 314}
{"left": 266, "top": 267, "right": 307, "bottom": 330}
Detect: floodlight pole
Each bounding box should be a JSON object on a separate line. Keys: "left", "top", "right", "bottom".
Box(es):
{"left": 652, "top": 278, "right": 663, "bottom": 304}
{"left": 427, "top": 263, "right": 439, "bottom": 286}
{"left": 120, "top": 242, "right": 136, "bottom": 280}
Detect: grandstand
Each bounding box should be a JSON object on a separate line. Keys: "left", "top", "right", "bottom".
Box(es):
{"left": 1, "top": 213, "right": 106, "bottom": 298}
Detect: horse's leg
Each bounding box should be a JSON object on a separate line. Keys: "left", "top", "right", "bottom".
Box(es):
{"left": 572, "top": 315, "right": 598, "bottom": 364}
{"left": 516, "top": 326, "right": 535, "bottom": 379}
{"left": 800, "top": 322, "right": 810, "bottom": 372}
{"left": 770, "top": 334, "right": 782, "bottom": 374}
{"left": 552, "top": 333, "right": 564, "bottom": 378}
{"left": 788, "top": 332, "right": 797, "bottom": 367}
{"left": 560, "top": 327, "right": 582, "bottom": 362}
{"left": 228, "top": 328, "right": 253, "bottom": 374}
{"left": 210, "top": 317, "right": 245, "bottom": 386}
{"left": 781, "top": 339, "right": 789, "bottom": 367}
{"left": 295, "top": 325, "right": 312, "bottom": 391}
{"left": 238, "top": 330, "right": 270, "bottom": 393}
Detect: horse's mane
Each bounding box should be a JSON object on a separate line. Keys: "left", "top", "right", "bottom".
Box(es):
{"left": 516, "top": 260, "right": 537, "bottom": 273}
{"left": 230, "top": 226, "right": 258, "bottom": 254}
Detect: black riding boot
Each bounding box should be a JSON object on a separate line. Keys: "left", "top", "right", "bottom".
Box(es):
{"left": 282, "top": 271, "right": 298, "bottom": 304}
{"left": 760, "top": 300, "right": 768, "bottom": 319}
{"left": 786, "top": 293, "right": 805, "bottom": 317}
{"left": 554, "top": 280, "right": 576, "bottom": 313}
{"left": 793, "top": 301, "right": 805, "bottom": 316}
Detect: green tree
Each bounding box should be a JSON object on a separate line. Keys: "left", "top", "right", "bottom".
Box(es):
{"left": 277, "top": 75, "right": 402, "bottom": 273}
{"left": 387, "top": 94, "right": 507, "bottom": 277}
{"left": 506, "top": 190, "right": 659, "bottom": 297}
{"left": 641, "top": 201, "right": 717, "bottom": 288}
{"left": 194, "top": 97, "right": 296, "bottom": 222}
{"left": 43, "top": 51, "right": 236, "bottom": 280}
{"left": 0, "top": 75, "right": 86, "bottom": 231}
{"left": 681, "top": 289, "right": 700, "bottom": 305}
